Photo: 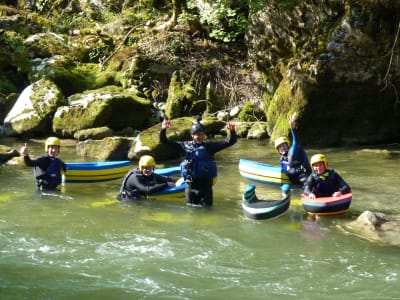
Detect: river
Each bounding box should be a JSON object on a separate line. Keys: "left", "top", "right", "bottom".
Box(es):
{"left": 0, "top": 137, "right": 399, "bottom": 299}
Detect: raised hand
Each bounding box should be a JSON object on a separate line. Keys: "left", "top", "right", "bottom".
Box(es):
{"left": 288, "top": 112, "right": 297, "bottom": 129}
{"left": 226, "top": 122, "right": 235, "bottom": 132}
{"left": 20, "top": 143, "right": 29, "bottom": 156}
{"left": 161, "top": 118, "right": 171, "bottom": 129}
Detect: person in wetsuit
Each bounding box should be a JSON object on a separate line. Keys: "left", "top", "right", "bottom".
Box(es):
{"left": 303, "top": 154, "right": 351, "bottom": 200}
{"left": 21, "top": 137, "right": 66, "bottom": 190}
{"left": 160, "top": 117, "right": 237, "bottom": 207}
{"left": 274, "top": 113, "right": 311, "bottom": 187}
{"left": 119, "top": 155, "right": 176, "bottom": 200}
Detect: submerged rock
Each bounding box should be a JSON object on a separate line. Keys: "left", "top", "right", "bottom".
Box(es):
{"left": 343, "top": 211, "right": 400, "bottom": 246}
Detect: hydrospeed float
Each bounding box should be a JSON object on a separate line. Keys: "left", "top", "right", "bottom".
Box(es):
{"left": 64, "top": 161, "right": 181, "bottom": 183}
{"left": 300, "top": 193, "right": 352, "bottom": 216}
{"left": 242, "top": 184, "right": 291, "bottom": 220}
{"left": 239, "top": 158, "right": 290, "bottom": 186}
{"left": 150, "top": 177, "right": 185, "bottom": 199}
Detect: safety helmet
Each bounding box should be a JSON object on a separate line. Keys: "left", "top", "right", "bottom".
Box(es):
{"left": 190, "top": 122, "right": 205, "bottom": 135}
{"left": 138, "top": 155, "right": 156, "bottom": 171}
{"left": 45, "top": 137, "right": 61, "bottom": 151}
{"left": 274, "top": 137, "right": 291, "bottom": 151}
{"left": 310, "top": 154, "right": 328, "bottom": 168}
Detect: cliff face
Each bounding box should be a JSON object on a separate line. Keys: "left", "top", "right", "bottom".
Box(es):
{"left": 1, "top": 1, "right": 399, "bottom": 146}
{"left": 247, "top": 0, "right": 400, "bottom": 145}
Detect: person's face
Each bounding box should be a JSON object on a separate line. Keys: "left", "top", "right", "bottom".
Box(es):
{"left": 192, "top": 131, "right": 205, "bottom": 144}
{"left": 312, "top": 161, "right": 326, "bottom": 175}
{"left": 141, "top": 165, "right": 154, "bottom": 176}
{"left": 47, "top": 145, "right": 60, "bottom": 157}
{"left": 277, "top": 143, "right": 289, "bottom": 155}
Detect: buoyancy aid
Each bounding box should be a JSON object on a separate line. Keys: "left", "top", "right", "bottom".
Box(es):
{"left": 180, "top": 142, "right": 217, "bottom": 180}
{"left": 312, "top": 169, "right": 337, "bottom": 197}
{"left": 34, "top": 157, "right": 63, "bottom": 189}
{"left": 279, "top": 148, "right": 309, "bottom": 176}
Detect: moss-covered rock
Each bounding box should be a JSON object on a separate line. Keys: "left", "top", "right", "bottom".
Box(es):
{"left": 53, "top": 86, "right": 152, "bottom": 138}
{"left": 266, "top": 75, "right": 307, "bottom": 143}
{"left": 128, "top": 117, "right": 193, "bottom": 161}
{"left": 247, "top": 122, "right": 269, "bottom": 140}
{"left": 29, "top": 56, "right": 118, "bottom": 96}
{"left": 164, "top": 70, "right": 204, "bottom": 119}
{"left": 127, "top": 116, "right": 226, "bottom": 161}
{"left": 4, "top": 79, "right": 66, "bottom": 136}
{"left": 76, "top": 137, "right": 133, "bottom": 161}
{"left": 74, "top": 126, "right": 113, "bottom": 141}
{"left": 24, "top": 32, "right": 69, "bottom": 58}
{"left": 238, "top": 102, "right": 266, "bottom": 122}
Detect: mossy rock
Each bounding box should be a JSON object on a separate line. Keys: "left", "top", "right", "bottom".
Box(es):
{"left": 29, "top": 56, "right": 117, "bottom": 96}
{"left": 74, "top": 126, "right": 113, "bottom": 141}
{"left": 24, "top": 32, "right": 69, "bottom": 58}
{"left": 0, "top": 145, "right": 19, "bottom": 163}
{"left": 266, "top": 76, "right": 307, "bottom": 143}
{"left": 53, "top": 86, "right": 152, "bottom": 138}
{"left": 238, "top": 102, "right": 266, "bottom": 122}
{"left": 76, "top": 137, "right": 133, "bottom": 161}
{"left": 247, "top": 122, "right": 269, "bottom": 140}
{"left": 129, "top": 117, "right": 194, "bottom": 161}
{"left": 4, "top": 79, "right": 66, "bottom": 136}
{"left": 128, "top": 116, "right": 226, "bottom": 161}
{"left": 164, "top": 70, "right": 203, "bottom": 119}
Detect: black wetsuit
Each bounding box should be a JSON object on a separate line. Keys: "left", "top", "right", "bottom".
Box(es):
{"left": 160, "top": 128, "right": 237, "bottom": 207}
{"left": 119, "top": 168, "right": 172, "bottom": 200}
{"left": 24, "top": 154, "right": 66, "bottom": 190}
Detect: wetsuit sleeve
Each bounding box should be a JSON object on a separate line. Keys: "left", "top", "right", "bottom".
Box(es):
{"left": 334, "top": 172, "right": 351, "bottom": 194}
{"left": 288, "top": 128, "right": 299, "bottom": 163}
{"left": 24, "top": 154, "right": 49, "bottom": 170}
{"left": 129, "top": 173, "right": 169, "bottom": 195}
{"left": 303, "top": 174, "right": 315, "bottom": 195}
{"left": 154, "top": 173, "right": 173, "bottom": 183}
{"left": 159, "top": 128, "right": 185, "bottom": 153}
{"left": 23, "top": 155, "right": 35, "bottom": 167}
{"left": 205, "top": 129, "right": 237, "bottom": 156}
{"left": 61, "top": 160, "right": 67, "bottom": 172}
{"left": 288, "top": 129, "right": 311, "bottom": 173}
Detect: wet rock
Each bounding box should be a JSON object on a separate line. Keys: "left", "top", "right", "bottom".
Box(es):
{"left": 74, "top": 126, "right": 113, "bottom": 141}
{"left": 76, "top": 137, "right": 133, "bottom": 161}
{"left": 344, "top": 211, "right": 400, "bottom": 246}
{"left": 0, "top": 145, "right": 19, "bottom": 163}
{"left": 3, "top": 79, "right": 66, "bottom": 137}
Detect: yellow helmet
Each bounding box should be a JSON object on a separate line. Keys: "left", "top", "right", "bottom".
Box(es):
{"left": 274, "top": 137, "right": 291, "bottom": 151}
{"left": 138, "top": 155, "right": 156, "bottom": 171}
{"left": 310, "top": 154, "right": 328, "bottom": 168}
{"left": 45, "top": 137, "right": 61, "bottom": 151}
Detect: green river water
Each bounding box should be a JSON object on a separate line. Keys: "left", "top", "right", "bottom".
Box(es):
{"left": 0, "top": 137, "right": 399, "bottom": 300}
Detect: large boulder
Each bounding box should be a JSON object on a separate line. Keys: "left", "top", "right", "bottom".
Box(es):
{"left": 29, "top": 56, "right": 117, "bottom": 96}
{"left": 3, "top": 79, "right": 67, "bottom": 137}
{"left": 343, "top": 211, "right": 400, "bottom": 246}
{"left": 53, "top": 86, "right": 152, "bottom": 138}
{"left": 76, "top": 137, "right": 133, "bottom": 161}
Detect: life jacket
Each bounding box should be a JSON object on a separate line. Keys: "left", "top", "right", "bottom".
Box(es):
{"left": 34, "top": 157, "right": 63, "bottom": 189}
{"left": 311, "top": 169, "right": 337, "bottom": 197}
{"left": 279, "top": 148, "right": 310, "bottom": 177}
{"left": 180, "top": 142, "right": 217, "bottom": 180}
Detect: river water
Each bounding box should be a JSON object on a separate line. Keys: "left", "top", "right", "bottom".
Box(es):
{"left": 0, "top": 138, "right": 399, "bottom": 299}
